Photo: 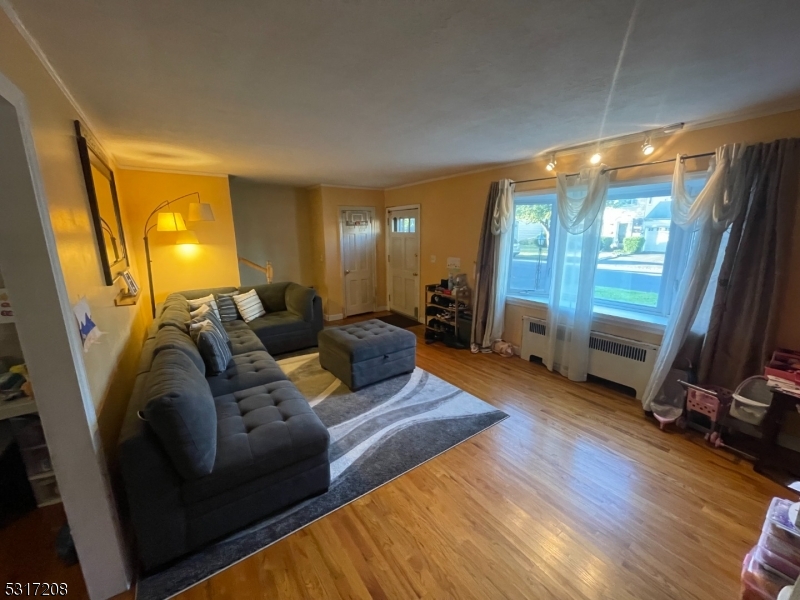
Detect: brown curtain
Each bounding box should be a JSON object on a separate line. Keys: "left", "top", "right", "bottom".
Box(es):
{"left": 471, "top": 181, "right": 502, "bottom": 352}
{"left": 699, "top": 139, "right": 800, "bottom": 389}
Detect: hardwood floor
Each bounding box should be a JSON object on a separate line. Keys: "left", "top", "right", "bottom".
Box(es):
{"left": 5, "top": 315, "right": 785, "bottom": 599}
{"left": 0, "top": 503, "right": 89, "bottom": 597}
{"left": 172, "top": 321, "right": 781, "bottom": 600}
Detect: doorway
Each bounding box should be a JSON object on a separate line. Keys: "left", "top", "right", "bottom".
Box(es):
{"left": 386, "top": 205, "right": 420, "bottom": 320}
{"left": 340, "top": 207, "right": 376, "bottom": 317}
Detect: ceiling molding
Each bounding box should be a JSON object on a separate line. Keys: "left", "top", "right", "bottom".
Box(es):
{"left": 115, "top": 164, "right": 229, "bottom": 178}
{"left": 317, "top": 183, "right": 385, "bottom": 191}
{"left": 0, "top": 0, "right": 111, "bottom": 158}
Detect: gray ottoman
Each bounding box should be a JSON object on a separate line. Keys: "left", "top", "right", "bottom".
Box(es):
{"left": 318, "top": 320, "right": 416, "bottom": 390}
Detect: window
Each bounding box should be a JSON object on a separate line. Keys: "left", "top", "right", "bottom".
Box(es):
{"left": 507, "top": 191, "right": 557, "bottom": 297}
{"left": 392, "top": 216, "right": 415, "bottom": 233}
{"left": 593, "top": 177, "right": 705, "bottom": 315}
{"left": 508, "top": 175, "right": 707, "bottom": 318}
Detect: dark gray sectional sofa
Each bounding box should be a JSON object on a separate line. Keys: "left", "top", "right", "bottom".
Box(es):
{"left": 118, "top": 283, "right": 328, "bottom": 571}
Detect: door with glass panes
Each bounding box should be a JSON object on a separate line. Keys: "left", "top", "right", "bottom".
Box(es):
{"left": 387, "top": 207, "right": 419, "bottom": 319}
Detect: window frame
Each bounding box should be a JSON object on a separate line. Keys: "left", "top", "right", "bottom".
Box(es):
{"left": 592, "top": 174, "right": 707, "bottom": 317}
{"left": 506, "top": 172, "right": 708, "bottom": 319}
{"left": 507, "top": 189, "right": 558, "bottom": 299}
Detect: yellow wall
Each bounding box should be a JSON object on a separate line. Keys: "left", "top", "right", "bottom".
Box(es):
{"left": 117, "top": 169, "right": 240, "bottom": 312}
{"left": 385, "top": 109, "right": 800, "bottom": 350}
{"left": 310, "top": 186, "right": 386, "bottom": 318}
{"left": 0, "top": 11, "right": 145, "bottom": 417}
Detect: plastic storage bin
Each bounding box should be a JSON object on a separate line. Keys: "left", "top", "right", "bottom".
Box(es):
{"left": 20, "top": 444, "right": 52, "bottom": 477}
{"left": 29, "top": 473, "right": 59, "bottom": 506}
{"left": 761, "top": 498, "right": 800, "bottom": 565}
{"left": 741, "top": 549, "right": 794, "bottom": 599}
{"left": 754, "top": 542, "right": 800, "bottom": 580}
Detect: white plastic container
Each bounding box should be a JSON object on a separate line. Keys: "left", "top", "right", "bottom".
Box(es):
{"left": 730, "top": 376, "right": 773, "bottom": 426}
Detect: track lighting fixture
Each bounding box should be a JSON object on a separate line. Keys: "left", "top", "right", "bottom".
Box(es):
{"left": 589, "top": 152, "right": 602, "bottom": 165}
{"left": 545, "top": 155, "right": 557, "bottom": 171}
{"left": 642, "top": 136, "right": 654, "bottom": 156}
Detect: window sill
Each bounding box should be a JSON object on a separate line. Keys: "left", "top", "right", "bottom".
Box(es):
{"left": 505, "top": 295, "right": 666, "bottom": 337}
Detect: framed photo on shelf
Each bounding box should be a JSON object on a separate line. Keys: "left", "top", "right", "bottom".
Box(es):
{"left": 121, "top": 270, "right": 139, "bottom": 296}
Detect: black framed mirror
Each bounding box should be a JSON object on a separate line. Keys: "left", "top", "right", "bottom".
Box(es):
{"left": 75, "top": 120, "right": 128, "bottom": 286}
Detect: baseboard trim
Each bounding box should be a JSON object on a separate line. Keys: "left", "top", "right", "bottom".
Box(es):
{"left": 324, "top": 313, "right": 344, "bottom": 322}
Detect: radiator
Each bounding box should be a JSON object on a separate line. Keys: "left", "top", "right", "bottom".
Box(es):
{"left": 520, "top": 316, "right": 659, "bottom": 399}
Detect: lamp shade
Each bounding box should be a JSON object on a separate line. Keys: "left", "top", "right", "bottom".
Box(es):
{"left": 188, "top": 202, "right": 215, "bottom": 222}
{"left": 175, "top": 230, "right": 199, "bottom": 245}
{"left": 157, "top": 212, "right": 187, "bottom": 231}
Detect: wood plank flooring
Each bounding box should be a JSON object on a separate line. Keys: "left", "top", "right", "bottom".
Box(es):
{"left": 171, "top": 322, "right": 783, "bottom": 600}
{"left": 4, "top": 315, "right": 786, "bottom": 599}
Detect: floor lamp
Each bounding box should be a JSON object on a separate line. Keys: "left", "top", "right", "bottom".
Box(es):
{"left": 143, "top": 192, "right": 215, "bottom": 317}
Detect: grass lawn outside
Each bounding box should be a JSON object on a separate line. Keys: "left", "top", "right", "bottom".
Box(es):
{"left": 517, "top": 249, "right": 549, "bottom": 259}
{"left": 594, "top": 286, "right": 657, "bottom": 307}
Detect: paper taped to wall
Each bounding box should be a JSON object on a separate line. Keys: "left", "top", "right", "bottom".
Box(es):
{"left": 73, "top": 297, "right": 104, "bottom": 351}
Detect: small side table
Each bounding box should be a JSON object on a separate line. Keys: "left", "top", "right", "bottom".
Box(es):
{"left": 755, "top": 390, "right": 800, "bottom": 489}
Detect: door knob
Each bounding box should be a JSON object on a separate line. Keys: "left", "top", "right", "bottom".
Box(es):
{"left": 345, "top": 270, "right": 351, "bottom": 275}
{"left": 413, "top": 272, "right": 418, "bottom": 276}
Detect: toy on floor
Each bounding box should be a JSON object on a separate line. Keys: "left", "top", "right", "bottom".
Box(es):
{"left": 708, "top": 376, "right": 772, "bottom": 456}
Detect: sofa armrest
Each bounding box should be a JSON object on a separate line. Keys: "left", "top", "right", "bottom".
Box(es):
{"left": 285, "top": 284, "right": 316, "bottom": 322}
{"left": 119, "top": 429, "right": 188, "bottom": 571}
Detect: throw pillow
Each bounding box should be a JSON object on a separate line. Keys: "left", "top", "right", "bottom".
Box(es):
{"left": 215, "top": 292, "right": 240, "bottom": 322}
{"left": 190, "top": 321, "right": 232, "bottom": 375}
{"left": 188, "top": 310, "right": 232, "bottom": 350}
{"left": 187, "top": 294, "right": 221, "bottom": 320}
{"left": 189, "top": 303, "right": 210, "bottom": 319}
{"left": 232, "top": 289, "right": 266, "bottom": 323}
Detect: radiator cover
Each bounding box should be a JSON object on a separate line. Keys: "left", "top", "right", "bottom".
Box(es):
{"left": 520, "top": 316, "right": 659, "bottom": 399}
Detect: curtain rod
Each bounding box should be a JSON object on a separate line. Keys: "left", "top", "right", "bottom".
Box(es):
{"left": 511, "top": 151, "right": 715, "bottom": 186}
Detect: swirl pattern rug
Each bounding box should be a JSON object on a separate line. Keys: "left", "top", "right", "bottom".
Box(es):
{"left": 137, "top": 352, "right": 508, "bottom": 600}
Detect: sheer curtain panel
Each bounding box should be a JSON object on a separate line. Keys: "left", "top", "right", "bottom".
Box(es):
{"left": 543, "top": 167, "right": 609, "bottom": 381}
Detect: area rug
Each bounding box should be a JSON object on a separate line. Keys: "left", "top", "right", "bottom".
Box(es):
{"left": 136, "top": 353, "right": 508, "bottom": 600}
{"left": 375, "top": 312, "right": 421, "bottom": 329}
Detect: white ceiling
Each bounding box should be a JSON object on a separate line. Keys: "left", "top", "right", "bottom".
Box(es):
{"left": 9, "top": 0, "right": 800, "bottom": 188}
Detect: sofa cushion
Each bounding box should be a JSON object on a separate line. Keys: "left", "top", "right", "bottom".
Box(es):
{"left": 178, "top": 287, "right": 238, "bottom": 301}
{"left": 188, "top": 294, "right": 222, "bottom": 321}
{"left": 238, "top": 282, "right": 290, "bottom": 313}
{"left": 232, "top": 289, "right": 266, "bottom": 323}
{"left": 191, "top": 322, "right": 233, "bottom": 375}
{"left": 247, "top": 311, "right": 309, "bottom": 338}
{"left": 225, "top": 326, "right": 266, "bottom": 355}
{"left": 285, "top": 283, "right": 315, "bottom": 322}
{"left": 181, "top": 381, "right": 329, "bottom": 503}
{"left": 142, "top": 349, "right": 217, "bottom": 480}
{"left": 206, "top": 350, "right": 287, "bottom": 397}
{"left": 158, "top": 304, "right": 191, "bottom": 333}
{"left": 153, "top": 326, "right": 206, "bottom": 376}
{"left": 215, "top": 293, "right": 240, "bottom": 322}
{"left": 318, "top": 319, "right": 416, "bottom": 362}
{"left": 188, "top": 309, "right": 231, "bottom": 349}
{"left": 222, "top": 320, "right": 250, "bottom": 333}
{"left": 162, "top": 294, "right": 190, "bottom": 313}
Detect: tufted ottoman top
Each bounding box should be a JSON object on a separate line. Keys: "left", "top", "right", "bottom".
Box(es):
{"left": 182, "top": 380, "right": 329, "bottom": 503}
{"left": 318, "top": 319, "right": 416, "bottom": 362}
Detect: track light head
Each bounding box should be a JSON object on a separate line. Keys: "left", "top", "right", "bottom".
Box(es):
{"left": 589, "top": 152, "right": 602, "bottom": 165}
{"left": 545, "top": 155, "right": 557, "bottom": 171}
{"left": 642, "top": 137, "right": 655, "bottom": 156}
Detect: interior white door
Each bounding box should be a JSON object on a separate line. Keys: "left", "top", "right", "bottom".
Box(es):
{"left": 387, "top": 207, "right": 420, "bottom": 319}
{"left": 341, "top": 209, "right": 375, "bottom": 317}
